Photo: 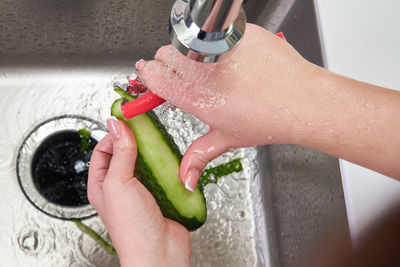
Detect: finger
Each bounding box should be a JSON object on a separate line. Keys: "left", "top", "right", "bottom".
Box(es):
{"left": 153, "top": 45, "right": 174, "bottom": 64}
{"left": 153, "top": 45, "right": 185, "bottom": 72}
{"left": 154, "top": 45, "right": 209, "bottom": 77}
{"left": 180, "top": 130, "right": 229, "bottom": 191}
{"left": 106, "top": 118, "right": 138, "bottom": 183}
{"left": 88, "top": 134, "right": 113, "bottom": 209}
{"left": 138, "top": 59, "right": 221, "bottom": 120}
{"left": 137, "top": 59, "right": 194, "bottom": 110}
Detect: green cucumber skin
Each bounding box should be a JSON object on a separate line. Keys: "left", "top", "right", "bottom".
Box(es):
{"left": 198, "top": 158, "right": 243, "bottom": 188}
{"left": 73, "top": 219, "right": 117, "bottom": 257}
{"left": 111, "top": 98, "right": 206, "bottom": 231}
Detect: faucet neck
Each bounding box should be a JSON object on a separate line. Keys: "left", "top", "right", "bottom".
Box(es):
{"left": 189, "top": 0, "right": 242, "bottom": 32}
{"left": 169, "top": 0, "right": 246, "bottom": 63}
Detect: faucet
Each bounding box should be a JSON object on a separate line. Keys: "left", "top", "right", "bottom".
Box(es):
{"left": 169, "top": 0, "right": 246, "bottom": 63}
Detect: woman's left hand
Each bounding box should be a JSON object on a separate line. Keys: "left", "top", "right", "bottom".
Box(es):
{"left": 88, "top": 117, "right": 191, "bottom": 267}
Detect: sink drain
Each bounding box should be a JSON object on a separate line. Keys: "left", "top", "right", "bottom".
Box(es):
{"left": 16, "top": 116, "right": 107, "bottom": 220}
{"left": 31, "top": 130, "right": 96, "bottom": 207}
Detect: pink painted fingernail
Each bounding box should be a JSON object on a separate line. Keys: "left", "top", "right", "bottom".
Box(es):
{"left": 136, "top": 59, "right": 146, "bottom": 71}
{"left": 185, "top": 168, "right": 200, "bottom": 192}
{"left": 107, "top": 117, "right": 121, "bottom": 140}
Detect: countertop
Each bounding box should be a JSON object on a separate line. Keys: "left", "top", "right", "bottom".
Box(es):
{"left": 314, "top": 0, "right": 400, "bottom": 246}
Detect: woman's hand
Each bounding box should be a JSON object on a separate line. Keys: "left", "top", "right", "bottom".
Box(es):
{"left": 88, "top": 118, "right": 191, "bottom": 267}
{"left": 138, "top": 23, "right": 400, "bottom": 184}
{"left": 137, "top": 23, "right": 319, "bottom": 190}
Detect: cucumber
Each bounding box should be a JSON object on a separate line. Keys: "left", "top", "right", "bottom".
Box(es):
{"left": 111, "top": 90, "right": 207, "bottom": 231}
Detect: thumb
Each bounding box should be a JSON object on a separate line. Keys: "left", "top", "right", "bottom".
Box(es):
{"left": 137, "top": 59, "right": 195, "bottom": 111}
{"left": 106, "top": 117, "right": 137, "bottom": 182}
{"left": 180, "top": 130, "right": 230, "bottom": 191}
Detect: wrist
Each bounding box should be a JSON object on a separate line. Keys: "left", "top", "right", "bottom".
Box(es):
{"left": 281, "top": 64, "right": 331, "bottom": 146}
{"left": 115, "top": 243, "right": 166, "bottom": 267}
{"left": 119, "top": 254, "right": 165, "bottom": 267}
{"left": 293, "top": 67, "right": 400, "bottom": 177}
{"left": 289, "top": 65, "right": 384, "bottom": 153}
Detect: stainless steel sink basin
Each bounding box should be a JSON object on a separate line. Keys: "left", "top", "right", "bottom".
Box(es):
{"left": 0, "top": 0, "right": 350, "bottom": 266}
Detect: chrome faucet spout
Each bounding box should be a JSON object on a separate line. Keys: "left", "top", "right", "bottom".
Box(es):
{"left": 169, "top": 0, "right": 246, "bottom": 63}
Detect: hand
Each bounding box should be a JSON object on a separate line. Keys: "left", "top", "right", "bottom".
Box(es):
{"left": 88, "top": 118, "right": 191, "bottom": 267}
{"left": 136, "top": 23, "right": 319, "bottom": 189}
{"left": 138, "top": 23, "right": 400, "bottom": 181}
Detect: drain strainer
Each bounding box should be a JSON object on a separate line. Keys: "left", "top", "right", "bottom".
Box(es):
{"left": 17, "top": 116, "right": 107, "bottom": 220}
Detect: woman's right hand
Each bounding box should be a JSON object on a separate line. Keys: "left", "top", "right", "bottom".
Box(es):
{"left": 137, "top": 23, "right": 321, "bottom": 190}
{"left": 138, "top": 23, "right": 400, "bottom": 186}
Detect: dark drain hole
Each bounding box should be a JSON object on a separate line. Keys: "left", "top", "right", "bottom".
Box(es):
{"left": 31, "top": 130, "right": 97, "bottom": 207}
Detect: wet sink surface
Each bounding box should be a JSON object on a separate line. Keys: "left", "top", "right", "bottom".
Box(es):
{"left": 0, "top": 0, "right": 350, "bottom": 266}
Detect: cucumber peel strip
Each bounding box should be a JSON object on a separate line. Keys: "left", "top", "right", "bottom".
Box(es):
{"left": 77, "top": 128, "right": 94, "bottom": 152}
{"left": 72, "top": 219, "right": 117, "bottom": 257}
{"left": 198, "top": 158, "right": 243, "bottom": 189}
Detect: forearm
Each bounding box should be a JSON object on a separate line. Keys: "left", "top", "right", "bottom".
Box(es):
{"left": 295, "top": 66, "right": 400, "bottom": 179}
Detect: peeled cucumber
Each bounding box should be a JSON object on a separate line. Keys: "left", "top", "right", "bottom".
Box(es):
{"left": 111, "top": 89, "right": 207, "bottom": 231}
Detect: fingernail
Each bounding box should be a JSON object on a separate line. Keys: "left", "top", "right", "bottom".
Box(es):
{"left": 136, "top": 59, "right": 146, "bottom": 71}
{"left": 107, "top": 117, "right": 121, "bottom": 140}
{"left": 185, "top": 168, "right": 200, "bottom": 192}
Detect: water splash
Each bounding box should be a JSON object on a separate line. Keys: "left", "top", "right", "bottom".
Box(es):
{"left": 158, "top": 47, "right": 226, "bottom": 113}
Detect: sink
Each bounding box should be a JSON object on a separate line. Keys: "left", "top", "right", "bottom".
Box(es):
{"left": 0, "top": 0, "right": 350, "bottom": 266}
